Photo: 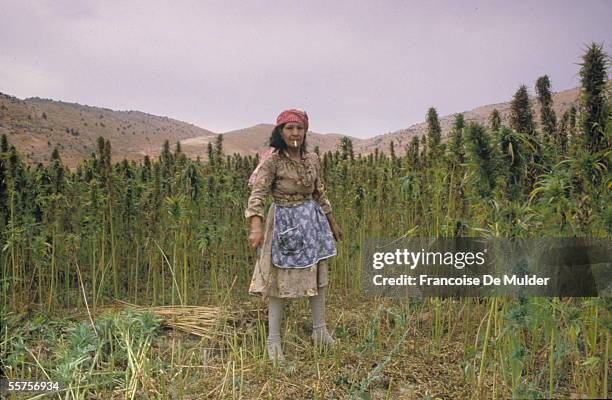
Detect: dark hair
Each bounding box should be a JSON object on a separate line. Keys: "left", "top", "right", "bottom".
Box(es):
{"left": 268, "top": 123, "right": 308, "bottom": 154}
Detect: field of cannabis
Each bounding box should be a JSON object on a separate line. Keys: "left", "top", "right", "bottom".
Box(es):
{"left": 1, "top": 44, "right": 610, "bottom": 399}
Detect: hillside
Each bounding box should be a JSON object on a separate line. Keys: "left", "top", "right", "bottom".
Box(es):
{"left": 0, "top": 93, "right": 216, "bottom": 168}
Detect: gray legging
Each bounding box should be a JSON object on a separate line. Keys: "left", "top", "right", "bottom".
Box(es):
{"left": 267, "top": 286, "right": 329, "bottom": 344}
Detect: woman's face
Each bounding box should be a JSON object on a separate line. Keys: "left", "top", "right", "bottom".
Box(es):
{"left": 281, "top": 122, "right": 305, "bottom": 149}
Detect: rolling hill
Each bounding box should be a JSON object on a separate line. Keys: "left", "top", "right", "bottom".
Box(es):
{"left": 0, "top": 93, "right": 216, "bottom": 168}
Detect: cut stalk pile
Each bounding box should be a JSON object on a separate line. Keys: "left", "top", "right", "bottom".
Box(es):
{"left": 116, "top": 300, "right": 265, "bottom": 340}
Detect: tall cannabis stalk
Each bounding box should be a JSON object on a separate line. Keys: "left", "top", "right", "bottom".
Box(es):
{"left": 510, "top": 85, "right": 536, "bottom": 137}
{"left": 426, "top": 107, "right": 442, "bottom": 158}
{"left": 578, "top": 42, "right": 609, "bottom": 156}
{"left": 535, "top": 75, "right": 557, "bottom": 142}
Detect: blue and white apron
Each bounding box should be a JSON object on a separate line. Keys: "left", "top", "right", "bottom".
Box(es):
{"left": 271, "top": 200, "right": 336, "bottom": 268}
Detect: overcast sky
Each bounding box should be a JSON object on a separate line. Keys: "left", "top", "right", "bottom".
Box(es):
{"left": 1, "top": 1, "right": 610, "bottom": 138}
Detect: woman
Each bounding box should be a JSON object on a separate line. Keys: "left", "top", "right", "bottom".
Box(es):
{"left": 245, "top": 109, "right": 343, "bottom": 362}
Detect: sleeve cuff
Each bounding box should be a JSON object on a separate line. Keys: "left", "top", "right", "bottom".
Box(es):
{"left": 245, "top": 209, "right": 264, "bottom": 220}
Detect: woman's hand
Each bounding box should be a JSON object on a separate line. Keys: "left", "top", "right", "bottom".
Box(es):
{"left": 326, "top": 213, "right": 344, "bottom": 241}
{"left": 249, "top": 229, "right": 264, "bottom": 248}
{"left": 248, "top": 216, "right": 264, "bottom": 248}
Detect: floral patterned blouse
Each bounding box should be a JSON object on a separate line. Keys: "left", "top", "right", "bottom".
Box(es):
{"left": 245, "top": 149, "right": 333, "bottom": 220}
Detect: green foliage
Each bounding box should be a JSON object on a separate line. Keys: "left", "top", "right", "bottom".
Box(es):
{"left": 496, "top": 127, "right": 528, "bottom": 198}
{"left": 510, "top": 85, "right": 536, "bottom": 136}
{"left": 1, "top": 309, "right": 161, "bottom": 398}
{"left": 50, "top": 146, "right": 61, "bottom": 162}
{"left": 535, "top": 75, "right": 557, "bottom": 141}
{"left": 215, "top": 134, "right": 224, "bottom": 166}
{"left": 339, "top": 136, "right": 354, "bottom": 160}
{"left": 1, "top": 134, "right": 8, "bottom": 153}
{"left": 490, "top": 109, "right": 502, "bottom": 132}
{"left": 578, "top": 42, "right": 609, "bottom": 155}
{"left": 558, "top": 110, "right": 570, "bottom": 151}
{"left": 464, "top": 122, "right": 497, "bottom": 197}
{"left": 406, "top": 136, "right": 419, "bottom": 168}
{"left": 426, "top": 107, "right": 442, "bottom": 155}
{"left": 449, "top": 113, "right": 465, "bottom": 164}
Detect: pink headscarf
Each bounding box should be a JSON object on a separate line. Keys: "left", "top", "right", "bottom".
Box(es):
{"left": 248, "top": 109, "right": 309, "bottom": 187}
{"left": 276, "top": 108, "right": 309, "bottom": 133}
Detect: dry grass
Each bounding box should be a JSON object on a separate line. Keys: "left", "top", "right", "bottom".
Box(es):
{"left": 3, "top": 295, "right": 600, "bottom": 399}
{"left": 109, "top": 297, "right": 475, "bottom": 399}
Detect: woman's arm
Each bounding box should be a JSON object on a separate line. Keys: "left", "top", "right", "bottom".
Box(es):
{"left": 245, "top": 156, "right": 276, "bottom": 248}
